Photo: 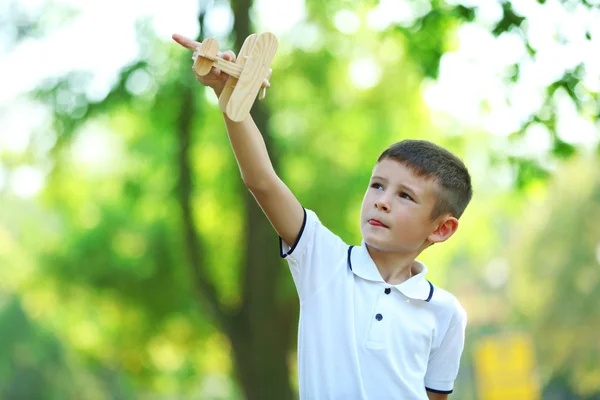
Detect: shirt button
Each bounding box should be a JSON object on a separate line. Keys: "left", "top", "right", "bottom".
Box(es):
{"left": 384, "top": 288, "right": 391, "bottom": 294}
{"left": 375, "top": 313, "right": 383, "bottom": 321}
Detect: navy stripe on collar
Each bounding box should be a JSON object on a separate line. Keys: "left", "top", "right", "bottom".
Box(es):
{"left": 425, "top": 280, "right": 434, "bottom": 302}
{"left": 347, "top": 246, "right": 354, "bottom": 270}
{"left": 348, "top": 245, "right": 435, "bottom": 302}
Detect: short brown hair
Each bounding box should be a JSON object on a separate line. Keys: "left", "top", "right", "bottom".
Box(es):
{"left": 377, "top": 140, "right": 473, "bottom": 219}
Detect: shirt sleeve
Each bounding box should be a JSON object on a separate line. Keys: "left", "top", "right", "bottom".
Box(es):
{"left": 424, "top": 302, "right": 468, "bottom": 394}
{"left": 279, "top": 208, "right": 348, "bottom": 301}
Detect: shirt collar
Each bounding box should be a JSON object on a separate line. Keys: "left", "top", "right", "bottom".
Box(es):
{"left": 347, "top": 240, "right": 434, "bottom": 302}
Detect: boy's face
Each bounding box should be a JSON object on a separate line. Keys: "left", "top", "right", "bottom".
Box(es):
{"left": 360, "top": 159, "right": 452, "bottom": 254}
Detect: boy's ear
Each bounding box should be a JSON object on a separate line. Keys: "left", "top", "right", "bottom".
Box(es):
{"left": 428, "top": 216, "right": 459, "bottom": 244}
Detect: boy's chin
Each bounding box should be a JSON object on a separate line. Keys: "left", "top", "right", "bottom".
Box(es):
{"left": 362, "top": 232, "right": 421, "bottom": 254}
{"left": 361, "top": 232, "right": 392, "bottom": 250}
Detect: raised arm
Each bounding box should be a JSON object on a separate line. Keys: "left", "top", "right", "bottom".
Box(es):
{"left": 172, "top": 34, "right": 305, "bottom": 247}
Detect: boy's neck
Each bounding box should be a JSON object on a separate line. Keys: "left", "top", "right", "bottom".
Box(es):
{"left": 365, "top": 244, "right": 421, "bottom": 285}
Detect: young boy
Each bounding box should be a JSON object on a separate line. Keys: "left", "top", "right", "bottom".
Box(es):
{"left": 173, "top": 33, "right": 472, "bottom": 400}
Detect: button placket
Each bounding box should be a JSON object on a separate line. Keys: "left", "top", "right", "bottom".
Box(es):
{"left": 366, "top": 288, "right": 392, "bottom": 347}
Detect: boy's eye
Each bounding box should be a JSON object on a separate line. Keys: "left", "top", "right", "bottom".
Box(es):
{"left": 371, "top": 183, "right": 383, "bottom": 190}
{"left": 399, "top": 192, "right": 413, "bottom": 201}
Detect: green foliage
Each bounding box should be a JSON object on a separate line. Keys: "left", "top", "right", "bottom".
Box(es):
{"left": 1, "top": 0, "right": 598, "bottom": 397}
{"left": 0, "top": 297, "right": 67, "bottom": 400}
{"left": 509, "top": 157, "right": 600, "bottom": 397}
{"left": 491, "top": 2, "right": 526, "bottom": 36}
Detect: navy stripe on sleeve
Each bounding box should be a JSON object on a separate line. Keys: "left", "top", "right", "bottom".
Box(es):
{"left": 425, "top": 387, "right": 453, "bottom": 394}
{"left": 279, "top": 208, "right": 308, "bottom": 258}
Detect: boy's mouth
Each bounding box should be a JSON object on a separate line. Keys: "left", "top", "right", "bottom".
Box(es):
{"left": 368, "top": 219, "right": 389, "bottom": 228}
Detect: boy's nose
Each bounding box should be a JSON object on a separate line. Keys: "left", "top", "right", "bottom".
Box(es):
{"left": 374, "top": 200, "right": 390, "bottom": 212}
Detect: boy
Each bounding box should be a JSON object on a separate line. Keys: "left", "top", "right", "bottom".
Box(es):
{"left": 173, "top": 33, "right": 472, "bottom": 400}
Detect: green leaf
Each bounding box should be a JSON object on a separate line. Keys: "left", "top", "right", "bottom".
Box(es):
{"left": 492, "top": 2, "right": 526, "bottom": 36}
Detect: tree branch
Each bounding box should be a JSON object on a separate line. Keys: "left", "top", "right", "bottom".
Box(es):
{"left": 175, "top": 84, "right": 231, "bottom": 332}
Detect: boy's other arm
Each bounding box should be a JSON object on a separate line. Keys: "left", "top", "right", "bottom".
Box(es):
{"left": 223, "top": 115, "right": 304, "bottom": 246}
{"left": 426, "top": 391, "right": 448, "bottom": 400}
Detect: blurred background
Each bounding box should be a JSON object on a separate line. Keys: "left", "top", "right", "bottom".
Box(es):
{"left": 1, "top": 0, "right": 599, "bottom": 398}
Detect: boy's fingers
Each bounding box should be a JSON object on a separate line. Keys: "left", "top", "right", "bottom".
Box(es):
{"left": 261, "top": 69, "right": 272, "bottom": 88}
{"left": 221, "top": 50, "right": 236, "bottom": 62}
{"left": 172, "top": 33, "right": 201, "bottom": 51}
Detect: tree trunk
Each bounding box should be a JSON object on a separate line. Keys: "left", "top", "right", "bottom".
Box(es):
{"left": 225, "top": 95, "right": 297, "bottom": 400}
{"left": 226, "top": 0, "right": 298, "bottom": 397}
{"left": 177, "top": 76, "right": 296, "bottom": 400}
{"left": 178, "top": 2, "right": 298, "bottom": 399}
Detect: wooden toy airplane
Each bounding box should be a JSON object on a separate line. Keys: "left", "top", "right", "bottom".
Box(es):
{"left": 192, "top": 32, "right": 278, "bottom": 122}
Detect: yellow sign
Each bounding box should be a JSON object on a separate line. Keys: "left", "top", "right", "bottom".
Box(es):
{"left": 473, "top": 333, "right": 541, "bottom": 400}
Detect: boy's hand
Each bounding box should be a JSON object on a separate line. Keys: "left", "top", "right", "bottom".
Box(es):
{"left": 172, "top": 33, "right": 236, "bottom": 96}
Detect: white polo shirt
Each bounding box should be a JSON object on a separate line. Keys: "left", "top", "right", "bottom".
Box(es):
{"left": 280, "top": 209, "right": 467, "bottom": 399}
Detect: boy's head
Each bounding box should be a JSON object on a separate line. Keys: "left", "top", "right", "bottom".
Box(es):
{"left": 360, "top": 140, "right": 472, "bottom": 254}
{"left": 378, "top": 140, "right": 473, "bottom": 219}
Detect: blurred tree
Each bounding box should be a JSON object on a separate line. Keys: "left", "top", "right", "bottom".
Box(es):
{"left": 509, "top": 156, "right": 600, "bottom": 398}
{"left": 25, "top": 2, "right": 433, "bottom": 398}
{"left": 1, "top": 0, "right": 597, "bottom": 398}
{"left": 0, "top": 293, "right": 131, "bottom": 399}
{"left": 0, "top": 296, "right": 69, "bottom": 400}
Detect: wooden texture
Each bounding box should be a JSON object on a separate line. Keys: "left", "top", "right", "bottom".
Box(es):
{"left": 219, "top": 34, "right": 258, "bottom": 113}
{"left": 193, "top": 38, "right": 219, "bottom": 76}
{"left": 226, "top": 32, "right": 278, "bottom": 122}
{"left": 212, "top": 58, "right": 244, "bottom": 80}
